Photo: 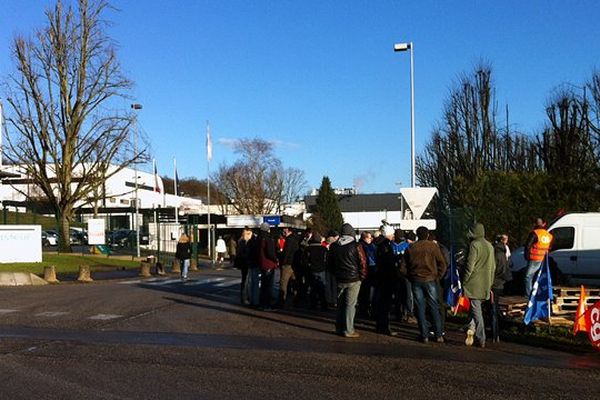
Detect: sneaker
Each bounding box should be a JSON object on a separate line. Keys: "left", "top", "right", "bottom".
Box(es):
{"left": 344, "top": 332, "right": 360, "bottom": 338}
{"left": 436, "top": 336, "right": 445, "bottom": 344}
{"left": 477, "top": 342, "right": 486, "bottom": 349}
{"left": 465, "top": 329, "right": 474, "bottom": 346}
{"left": 420, "top": 336, "right": 429, "bottom": 344}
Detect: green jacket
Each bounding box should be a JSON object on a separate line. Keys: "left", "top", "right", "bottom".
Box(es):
{"left": 462, "top": 223, "right": 496, "bottom": 300}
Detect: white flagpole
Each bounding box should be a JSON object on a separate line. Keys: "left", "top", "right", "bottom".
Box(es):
{"left": 206, "top": 121, "right": 212, "bottom": 264}
{"left": 174, "top": 157, "right": 179, "bottom": 224}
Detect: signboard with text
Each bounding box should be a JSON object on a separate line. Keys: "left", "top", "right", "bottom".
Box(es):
{"left": 0, "top": 225, "right": 42, "bottom": 263}
{"left": 87, "top": 219, "right": 106, "bottom": 245}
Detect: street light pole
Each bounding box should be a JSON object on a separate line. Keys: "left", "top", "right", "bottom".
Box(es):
{"left": 131, "top": 103, "right": 142, "bottom": 258}
{"left": 394, "top": 42, "right": 416, "bottom": 188}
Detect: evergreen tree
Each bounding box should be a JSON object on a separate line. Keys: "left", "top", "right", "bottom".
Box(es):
{"left": 314, "top": 176, "right": 344, "bottom": 233}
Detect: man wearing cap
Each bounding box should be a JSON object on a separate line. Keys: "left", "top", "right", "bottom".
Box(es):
{"left": 400, "top": 226, "right": 447, "bottom": 343}
{"left": 328, "top": 223, "right": 367, "bottom": 338}
{"left": 257, "top": 222, "right": 279, "bottom": 310}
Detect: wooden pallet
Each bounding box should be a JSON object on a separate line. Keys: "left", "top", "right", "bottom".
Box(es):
{"left": 553, "top": 286, "right": 600, "bottom": 298}
{"left": 554, "top": 296, "right": 600, "bottom": 306}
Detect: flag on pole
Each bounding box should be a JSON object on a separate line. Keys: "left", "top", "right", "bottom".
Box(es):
{"left": 173, "top": 158, "right": 180, "bottom": 196}
{"left": 445, "top": 248, "right": 469, "bottom": 314}
{"left": 153, "top": 158, "right": 161, "bottom": 193}
{"left": 206, "top": 122, "right": 213, "bottom": 162}
{"left": 524, "top": 256, "right": 553, "bottom": 325}
{"left": 573, "top": 285, "right": 589, "bottom": 335}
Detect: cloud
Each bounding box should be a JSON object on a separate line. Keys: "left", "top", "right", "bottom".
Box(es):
{"left": 353, "top": 169, "right": 376, "bottom": 193}
{"left": 217, "top": 138, "right": 241, "bottom": 149}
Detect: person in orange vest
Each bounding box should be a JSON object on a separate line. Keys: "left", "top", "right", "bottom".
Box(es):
{"left": 523, "top": 218, "right": 553, "bottom": 297}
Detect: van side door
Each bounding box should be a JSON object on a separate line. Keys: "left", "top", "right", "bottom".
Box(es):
{"left": 549, "top": 226, "right": 577, "bottom": 278}
{"left": 578, "top": 226, "right": 600, "bottom": 279}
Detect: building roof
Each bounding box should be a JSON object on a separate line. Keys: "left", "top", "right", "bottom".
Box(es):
{"left": 304, "top": 193, "right": 401, "bottom": 213}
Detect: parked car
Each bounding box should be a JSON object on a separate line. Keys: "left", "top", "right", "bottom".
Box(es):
{"left": 510, "top": 213, "right": 600, "bottom": 286}
{"left": 70, "top": 228, "right": 88, "bottom": 245}
{"left": 42, "top": 230, "right": 58, "bottom": 247}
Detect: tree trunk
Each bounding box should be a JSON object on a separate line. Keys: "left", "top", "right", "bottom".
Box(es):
{"left": 57, "top": 210, "right": 72, "bottom": 253}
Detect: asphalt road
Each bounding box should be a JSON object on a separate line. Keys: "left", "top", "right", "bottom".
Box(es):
{"left": 1, "top": 266, "right": 599, "bottom": 399}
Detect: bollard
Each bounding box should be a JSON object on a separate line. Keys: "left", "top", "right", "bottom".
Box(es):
{"left": 190, "top": 259, "right": 198, "bottom": 271}
{"left": 139, "top": 262, "right": 152, "bottom": 277}
{"left": 77, "top": 265, "right": 93, "bottom": 283}
{"left": 44, "top": 265, "right": 60, "bottom": 284}
{"left": 155, "top": 262, "right": 166, "bottom": 276}
{"left": 172, "top": 259, "right": 181, "bottom": 274}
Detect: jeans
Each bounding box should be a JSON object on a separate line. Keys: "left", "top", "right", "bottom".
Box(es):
{"left": 467, "top": 298, "right": 486, "bottom": 344}
{"left": 326, "top": 271, "right": 337, "bottom": 306}
{"left": 412, "top": 280, "right": 443, "bottom": 339}
{"left": 375, "top": 280, "right": 396, "bottom": 332}
{"left": 248, "top": 267, "right": 261, "bottom": 306}
{"left": 308, "top": 271, "right": 327, "bottom": 309}
{"left": 336, "top": 281, "right": 361, "bottom": 336}
{"left": 398, "top": 277, "right": 414, "bottom": 319}
{"left": 260, "top": 268, "right": 278, "bottom": 308}
{"left": 240, "top": 266, "right": 249, "bottom": 305}
{"left": 490, "top": 289, "right": 502, "bottom": 342}
{"left": 180, "top": 259, "right": 190, "bottom": 279}
{"left": 524, "top": 260, "right": 542, "bottom": 297}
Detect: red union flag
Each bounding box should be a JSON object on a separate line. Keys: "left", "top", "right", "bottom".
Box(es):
{"left": 587, "top": 301, "right": 600, "bottom": 351}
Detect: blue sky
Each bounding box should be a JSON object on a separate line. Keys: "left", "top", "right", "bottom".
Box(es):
{"left": 1, "top": 1, "right": 599, "bottom": 194}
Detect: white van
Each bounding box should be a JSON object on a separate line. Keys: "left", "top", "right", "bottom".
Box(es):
{"left": 511, "top": 213, "right": 600, "bottom": 285}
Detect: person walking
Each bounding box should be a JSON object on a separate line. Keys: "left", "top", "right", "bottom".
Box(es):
{"left": 523, "top": 218, "right": 553, "bottom": 297}
{"left": 175, "top": 233, "right": 192, "bottom": 281}
{"left": 256, "top": 223, "right": 279, "bottom": 310}
{"left": 215, "top": 236, "right": 227, "bottom": 269}
{"left": 328, "top": 223, "right": 367, "bottom": 338}
{"left": 400, "top": 226, "right": 447, "bottom": 343}
{"left": 462, "top": 223, "right": 496, "bottom": 348}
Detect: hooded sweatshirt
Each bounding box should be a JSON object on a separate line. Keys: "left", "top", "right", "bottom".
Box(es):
{"left": 462, "top": 223, "right": 496, "bottom": 300}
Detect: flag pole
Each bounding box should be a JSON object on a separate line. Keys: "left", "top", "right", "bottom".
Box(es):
{"left": 174, "top": 157, "right": 179, "bottom": 224}
{"left": 206, "top": 121, "right": 212, "bottom": 265}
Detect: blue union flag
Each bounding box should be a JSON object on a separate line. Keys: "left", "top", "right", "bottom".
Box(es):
{"left": 524, "top": 256, "right": 553, "bottom": 325}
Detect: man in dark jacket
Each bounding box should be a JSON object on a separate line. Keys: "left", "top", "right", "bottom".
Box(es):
{"left": 279, "top": 227, "right": 300, "bottom": 308}
{"left": 303, "top": 232, "right": 328, "bottom": 310}
{"left": 374, "top": 225, "right": 399, "bottom": 335}
{"left": 490, "top": 237, "right": 512, "bottom": 342}
{"left": 328, "top": 223, "right": 367, "bottom": 338}
{"left": 256, "top": 223, "right": 279, "bottom": 310}
{"left": 400, "top": 226, "right": 447, "bottom": 343}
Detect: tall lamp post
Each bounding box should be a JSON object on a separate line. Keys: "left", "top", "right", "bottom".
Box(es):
{"left": 131, "top": 103, "right": 142, "bottom": 258}
{"left": 394, "top": 42, "right": 416, "bottom": 188}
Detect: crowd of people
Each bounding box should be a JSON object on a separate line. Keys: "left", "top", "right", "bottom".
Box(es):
{"left": 202, "top": 218, "right": 552, "bottom": 347}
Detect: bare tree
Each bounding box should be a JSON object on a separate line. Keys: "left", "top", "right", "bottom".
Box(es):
{"left": 213, "top": 138, "right": 305, "bottom": 215}
{"left": 2, "top": 0, "right": 144, "bottom": 251}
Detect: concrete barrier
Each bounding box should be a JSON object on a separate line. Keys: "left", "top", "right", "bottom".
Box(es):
{"left": 172, "top": 259, "right": 181, "bottom": 274}
{"left": 44, "top": 265, "right": 60, "bottom": 283}
{"left": 139, "top": 262, "right": 152, "bottom": 277}
{"left": 155, "top": 262, "right": 166, "bottom": 276}
{"left": 190, "top": 259, "right": 198, "bottom": 271}
{"left": 77, "top": 265, "right": 93, "bottom": 283}
{"left": 0, "top": 272, "right": 48, "bottom": 286}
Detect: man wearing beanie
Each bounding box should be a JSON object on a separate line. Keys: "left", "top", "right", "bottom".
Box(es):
{"left": 400, "top": 226, "right": 447, "bottom": 343}
{"left": 328, "top": 223, "right": 367, "bottom": 338}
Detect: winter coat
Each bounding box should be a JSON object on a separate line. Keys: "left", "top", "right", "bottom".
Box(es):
{"left": 462, "top": 223, "right": 496, "bottom": 300}
{"left": 400, "top": 239, "right": 447, "bottom": 283}
{"left": 328, "top": 235, "right": 367, "bottom": 283}
{"left": 175, "top": 242, "right": 191, "bottom": 261}
{"left": 375, "top": 238, "right": 400, "bottom": 282}
{"left": 256, "top": 231, "right": 278, "bottom": 271}
{"left": 280, "top": 233, "right": 300, "bottom": 266}
{"left": 493, "top": 242, "right": 512, "bottom": 290}
{"left": 303, "top": 242, "right": 328, "bottom": 273}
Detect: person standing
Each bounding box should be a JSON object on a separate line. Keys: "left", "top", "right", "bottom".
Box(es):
{"left": 523, "top": 218, "right": 553, "bottom": 297}
{"left": 303, "top": 232, "right": 328, "bottom": 310}
{"left": 278, "top": 227, "right": 299, "bottom": 308}
{"left": 374, "top": 225, "right": 400, "bottom": 335}
{"left": 462, "top": 223, "right": 496, "bottom": 348}
{"left": 256, "top": 223, "right": 279, "bottom": 310}
{"left": 235, "top": 228, "right": 253, "bottom": 305}
{"left": 490, "top": 236, "right": 513, "bottom": 342}
{"left": 358, "top": 231, "right": 377, "bottom": 317}
{"left": 328, "top": 223, "right": 367, "bottom": 338}
{"left": 228, "top": 235, "right": 237, "bottom": 266}
{"left": 175, "top": 233, "right": 192, "bottom": 281}
{"left": 400, "top": 226, "right": 447, "bottom": 343}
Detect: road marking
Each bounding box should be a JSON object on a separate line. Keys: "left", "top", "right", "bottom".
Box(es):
{"left": 118, "top": 278, "right": 163, "bottom": 285}
{"left": 88, "top": 314, "right": 123, "bottom": 320}
{"left": 0, "top": 309, "right": 19, "bottom": 314}
{"left": 35, "top": 311, "right": 70, "bottom": 317}
{"left": 183, "top": 277, "right": 227, "bottom": 286}
{"left": 214, "top": 278, "right": 241, "bottom": 288}
{"left": 151, "top": 278, "right": 184, "bottom": 286}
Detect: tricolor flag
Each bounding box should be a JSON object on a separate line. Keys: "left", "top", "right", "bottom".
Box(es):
{"left": 206, "top": 122, "right": 213, "bottom": 162}
{"left": 445, "top": 248, "right": 463, "bottom": 312}
{"left": 524, "top": 256, "right": 553, "bottom": 325}
{"left": 153, "top": 158, "right": 161, "bottom": 193}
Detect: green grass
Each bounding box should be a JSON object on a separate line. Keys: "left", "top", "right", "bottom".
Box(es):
{"left": 0, "top": 253, "right": 139, "bottom": 275}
